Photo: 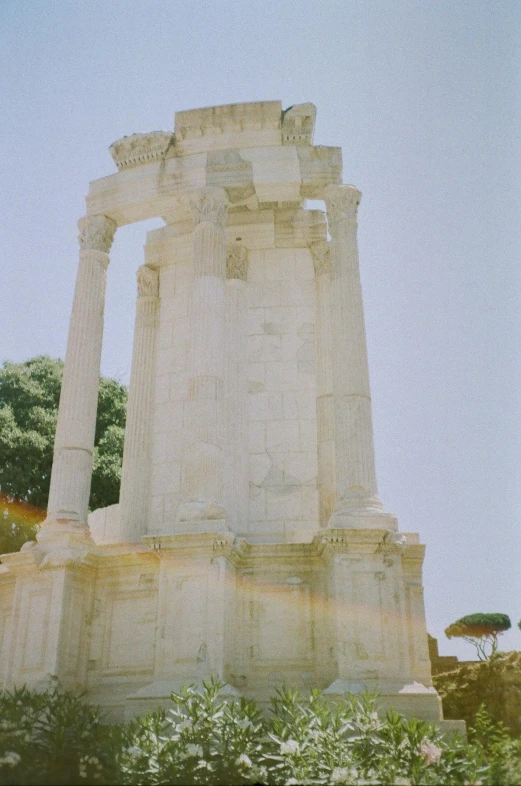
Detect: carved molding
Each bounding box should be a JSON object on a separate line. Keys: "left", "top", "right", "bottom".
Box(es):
{"left": 323, "top": 185, "right": 361, "bottom": 229}
{"left": 313, "top": 531, "right": 349, "bottom": 560}
{"left": 137, "top": 265, "right": 159, "bottom": 298}
{"left": 213, "top": 534, "right": 235, "bottom": 556}
{"left": 309, "top": 240, "right": 330, "bottom": 276}
{"left": 282, "top": 102, "right": 316, "bottom": 145}
{"left": 175, "top": 101, "right": 282, "bottom": 141}
{"left": 109, "top": 132, "right": 174, "bottom": 171}
{"left": 226, "top": 245, "right": 248, "bottom": 280}
{"left": 190, "top": 189, "right": 228, "bottom": 229}
{"left": 377, "top": 530, "right": 408, "bottom": 555}
{"left": 78, "top": 215, "right": 117, "bottom": 253}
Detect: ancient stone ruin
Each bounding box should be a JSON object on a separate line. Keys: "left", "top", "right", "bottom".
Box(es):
{"left": 0, "top": 101, "right": 462, "bottom": 730}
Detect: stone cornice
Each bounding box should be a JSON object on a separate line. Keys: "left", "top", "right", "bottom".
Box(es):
{"left": 142, "top": 531, "right": 235, "bottom": 558}
{"left": 174, "top": 101, "right": 282, "bottom": 155}
{"left": 109, "top": 132, "right": 175, "bottom": 171}
{"left": 229, "top": 539, "right": 319, "bottom": 567}
{"left": 281, "top": 103, "right": 316, "bottom": 145}
{"left": 313, "top": 528, "right": 397, "bottom": 560}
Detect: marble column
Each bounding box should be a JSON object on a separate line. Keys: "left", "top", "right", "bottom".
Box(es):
{"left": 310, "top": 240, "right": 337, "bottom": 527}
{"left": 324, "top": 185, "right": 385, "bottom": 525}
{"left": 43, "top": 215, "right": 117, "bottom": 537}
{"left": 118, "top": 265, "right": 159, "bottom": 542}
{"left": 225, "top": 246, "right": 249, "bottom": 533}
{"left": 178, "top": 188, "right": 229, "bottom": 525}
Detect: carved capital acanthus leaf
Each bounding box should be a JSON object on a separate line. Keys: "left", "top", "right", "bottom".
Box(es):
{"left": 310, "top": 240, "right": 330, "bottom": 276}
{"left": 190, "top": 189, "right": 228, "bottom": 229}
{"left": 78, "top": 215, "right": 117, "bottom": 253}
{"left": 324, "top": 185, "right": 361, "bottom": 230}
{"left": 226, "top": 245, "right": 248, "bottom": 280}
{"left": 137, "top": 265, "right": 159, "bottom": 298}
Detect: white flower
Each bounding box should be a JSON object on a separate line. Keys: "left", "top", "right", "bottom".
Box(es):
{"left": 236, "top": 753, "right": 252, "bottom": 769}
{"left": 286, "top": 779, "right": 299, "bottom": 786}
{"left": 280, "top": 739, "right": 300, "bottom": 755}
{"left": 187, "top": 743, "right": 204, "bottom": 758}
{"left": 419, "top": 738, "right": 442, "bottom": 765}
{"left": 331, "top": 767, "right": 356, "bottom": 784}
{"left": 1, "top": 752, "right": 21, "bottom": 768}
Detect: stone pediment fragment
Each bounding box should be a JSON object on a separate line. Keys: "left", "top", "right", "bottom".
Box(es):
{"left": 109, "top": 131, "right": 175, "bottom": 170}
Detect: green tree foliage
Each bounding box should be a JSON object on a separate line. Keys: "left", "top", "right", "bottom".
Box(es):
{"left": 445, "top": 613, "right": 512, "bottom": 661}
{"left": 0, "top": 356, "right": 127, "bottom": 553}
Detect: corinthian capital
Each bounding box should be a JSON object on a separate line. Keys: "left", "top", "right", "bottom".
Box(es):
{"left": 324, "top": 185, "right": 361, "bottom": 229}
{"left": 137, "top": 265, "right": 159, "bottom": 298}
{"left": 309, "top": 240, "right": 330, "bottom": 276}
{"left": 78, "top": 215, "right": 117, "bottom": 253}
{"left": 190, "top": 188, "right": 228, "bottom": 229}
{"left": 226, "top": 245, "right": 248, "bottom": 281}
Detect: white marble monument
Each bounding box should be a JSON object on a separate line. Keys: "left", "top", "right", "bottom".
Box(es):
{"left": 0, "top": 102, "right": 461, "bottom": 729}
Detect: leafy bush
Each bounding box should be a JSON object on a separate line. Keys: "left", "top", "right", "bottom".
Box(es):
{"left": 1, "top": 679, "right": 520, "bottom": 785}
{"left": 0, "top": 686, "right": 122, "bottom": 785}
{"left": 120, "top": 677, "right": 265, "bottom": 785}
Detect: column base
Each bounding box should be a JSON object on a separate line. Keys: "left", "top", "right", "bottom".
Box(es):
{"left": 36, "top": 517, "right": 94, "bottom": 554}
{"left": 329, "top": 491, "right": 397, "bottom": 530}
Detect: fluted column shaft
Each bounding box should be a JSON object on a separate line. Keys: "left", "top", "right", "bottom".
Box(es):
{"left": 118, "top": 265, "right": 159, "bottom": 541}
{"left": 324, "top": 185, "right": 381, "bottom": 518}
{"left": 178, "top": 188, "right": 229, "bottom": 523}
{"left": 225, "top": 246, "right": 249, "bottom": 533}
{"left": 45, "top": 215, "right": 117, "bottom": 529}
{"left": 311, "top": 240, "right": 337, "bottom": 526}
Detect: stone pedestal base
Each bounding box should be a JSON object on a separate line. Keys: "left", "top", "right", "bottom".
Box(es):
{"left": 0, "top": 528, "right": 454, "bottom": 729}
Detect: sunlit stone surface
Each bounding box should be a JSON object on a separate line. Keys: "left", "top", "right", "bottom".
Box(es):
{"left": 0, "top": 102, "right": 463, "bottom": 731}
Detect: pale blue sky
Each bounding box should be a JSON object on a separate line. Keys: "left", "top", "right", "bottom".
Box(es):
{"left": 1, "top": 0, "right": 520, "bottom": 657}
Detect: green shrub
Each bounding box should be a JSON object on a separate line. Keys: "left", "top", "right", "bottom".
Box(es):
{"left": 0, "top": 686, "right": 122, "bottom": 785}
{"left": 1, "top": 679, "right": 520, "bottom": 785}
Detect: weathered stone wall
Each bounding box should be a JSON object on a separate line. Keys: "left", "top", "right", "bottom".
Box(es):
{"left": 247, "top": 247, "right": 318, "bottom": 541}
{"left": 433, "top": 651, "right": 521, "bottom": 736}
